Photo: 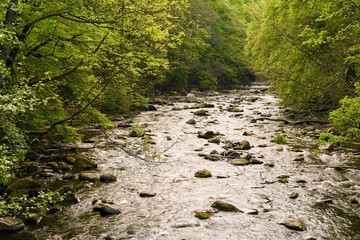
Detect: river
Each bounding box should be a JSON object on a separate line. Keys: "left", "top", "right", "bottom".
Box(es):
{"left": 3, "top": 84, "right": 360, "bottom": 240}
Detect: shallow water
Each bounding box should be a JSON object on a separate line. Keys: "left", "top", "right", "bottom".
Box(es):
{"left": 3, "top": 84, "right": 360, "bottom": 240}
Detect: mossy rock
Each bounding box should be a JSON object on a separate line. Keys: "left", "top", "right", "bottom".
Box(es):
{"left": 57, "top": 185, "right": 79, "bottom": 205}
{"left": 230, "top": 159, "right": 249, "bottom": 166}
{"left": 227, "top": 107, "right": 242, "bottom": 112}
{"left": 198, "top": 131, "right": 216, "bottom": 139}
{"left": 46, "top": 162, "right": 59, "bottom": 170}
{"left": 58, "top": 162, "right": 71, "bottom": 171}
{"left": 194, "top": 169, "right": 212, "bottom": 178}
{"left": 21, "top": 162, "right": 41, "bottom": 175}
{"left": 211, "top": 201, "right": 240, "bottom": 212}
{"left": 6, "top": 177, "right": 44, "bottom": 197}
{"left": 186, "top": 119, "right": 196, "bottom": 125}
{"left": 73, "top": 156, "right": 97, "bottom": 171}
{"left": 208, "top": 137, "right": 221, "bottom": 144}
{"left": 129, "top": 128, "right": 145, "bottom": 137}
{"left": 100, "top": 174, "right": 117, "bottom": 183}
{"left": 194, "top": 211, "right": 214, "bottom": 219}
{"left": 280, "top": 220, "right": 307, "bottom": 231}
{"left": 193, "top": 110, "right": 210, "bottom": 116}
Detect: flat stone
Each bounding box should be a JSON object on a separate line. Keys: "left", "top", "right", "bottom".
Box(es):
{"left": 79, "top": 172, "right": 100, "bottom": 182}
{"left": 0, "top": 217, "right": 25, "bottom": 231}
{"left": 100, "top": 174, "right": 117, "bottom": 183}
{"left": 211, "top": 201, "right": 241, "bottom": 212}
{"left": 194, "top": 211, "right": 214, "bottom": 219}
{"left": 204, "top": 154, "right": 222, "bottom": 161}
{"left": 230, "top": 159, "right": 250, "bottom": 166}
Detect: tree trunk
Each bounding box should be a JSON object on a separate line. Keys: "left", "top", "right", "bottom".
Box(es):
{"left": 0, "top": 0, "right": 19, "bottom": 87}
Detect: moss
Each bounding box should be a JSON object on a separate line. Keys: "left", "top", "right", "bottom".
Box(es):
{"left": 211, "top": 201, "right": 240, "bottom": 212}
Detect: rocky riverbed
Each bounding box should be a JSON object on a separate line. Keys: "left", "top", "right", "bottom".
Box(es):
{"left": 2, "top": 84, "right": 360, "bottom": 240}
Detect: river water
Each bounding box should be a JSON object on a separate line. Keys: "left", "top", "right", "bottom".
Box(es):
{"left": 4, "top": 84, "right": 360, "bottom": 240}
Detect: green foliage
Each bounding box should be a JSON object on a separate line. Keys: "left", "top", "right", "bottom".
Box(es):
{"left": 246, "top": 0, "right": 360, "bottom": 110}
{"left": 274, "top": 134, "right": 287, "bottom": 144}
{"left": 198, "top": 70, "right": 218, "bottom": 90}
{"left": 317, "top": 132, "right": 346, "bottom": 144}
{"left": 329, "top": 82, "right": 360, "bottom": 138}
{"left": 0, "top": 191, "right": 63, "bottom": 217}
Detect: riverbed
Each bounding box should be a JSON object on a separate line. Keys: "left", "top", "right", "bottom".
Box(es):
{"left": 4, "top": 84, "right": 360, "bottom": 240}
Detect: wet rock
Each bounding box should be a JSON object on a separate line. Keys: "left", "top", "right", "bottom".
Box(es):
{"left": 49, "top": 205, "right": 62, "bottom": 214}
{"left": 289, "top": 192, "right": 299, "bottom": 199}
{"left": 264, "top": 162, "right": 275, "bottom": 167}
{"left": 211, "top": 201, "right": 241, "bottom": 212}
{"left": 118, "top": 123, "right": 132, "bottom": 128}
{"left": 146, "top": 104, "right": 157, "bottom": 111}
{"left": 216, "top": 175, "right": 230, "bottom": 179}
{"left": 139, "top": 192, "right": 156, "bottom": 198}
{"left": 280, "top": 220, "right": 307, "bottom": 231}
{"left": 73, "top": 156, "right": 97, "bottom": 171}
{"left": 194, "top": 169, "right": 212, "bottom": 178}
{"left": 193, "top": 110, "right": 210, "bottom": 116}
{"left": 63, "top": 173, "right": 76, "bottom": 180}
{"left": 201, "top": 103, "right": 215, "bottom": 108}
{"left": 6, "top": 177, "right": 44, "bottom": 197}
{"left": 198, "top": 131, "right": 216, "bottom": 139}
{"left": 204, "top": 154, "right": 222, "bottom": 161}
{"left": 318, "top": 143, "right": 336, "bottom": 151}
{"left": 319, "top": 199, "right": 333, "bottom": 204}
{"left": 0, "top": 217, "right": 25, "bottom": 231}
{"left": 230, "top": 159, "right": 249, "bottom": 166}
{"left": 210, "top": 150, "right": 219, "bottom": 154}
{"left": 250, "top": 159, "right": 263, "bottom": 165}
{"left": 79, "top": 172, "right": 101, "bottom": 182}
{"left": 93, "top": 204, "right": 121, "bottom": 216}
{"left": 24, "top": 213, "right": 42, "bottom": 225}
{"left": 258, "top": 144, "right": 268, "bottom": 148}
{"left": 100, "top": 174, "right": 117, "bottom": 183}
{"left": 194, "top": 211, "right": 214, "bottom": 219}
{"left": 186, "top": 119, "right": 196, "bottom": 125}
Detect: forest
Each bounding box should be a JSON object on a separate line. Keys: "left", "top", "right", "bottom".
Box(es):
{"left": 0, "top": 0, "right": 359, "bottom": 221}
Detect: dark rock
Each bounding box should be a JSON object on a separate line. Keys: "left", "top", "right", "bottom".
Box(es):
{"left": 201, "top": 103, "right": 215, "bottom": 108}
{"left": 208, "top": 137, "right": 221, "bottom": 144}
{"left": 243, "top": 131, "right": 254, "bottom": 136}
{"left": 211, "top": 201, "right": 241, "bottom": 212}
{"left": 250, "top": 159, "right": 263, "bottom": 165}
{"left": 194, "top": 169, "right": 212, "bottom": 178}
{"left": 186, "top": 119, "right": 196, "bottom": 125}
{"left": 100, "top": 174, "right": 117, "bottom": 183}
{"left": 93, "top": 204, "right": 121, "bottom": 216}
{"left": 7, "top": 177, "right": 44, "bottom": 197}
{"left": 22, "top": 162, "right": 41, "bottom": 175}
{"left": 139, "top": 192, "right": 156, "bottom": 198}
{"left": 58, "top": 162, "right": 71, "bottom": 171}
{"left": 222, "top": 150, "right": 241, "bottom": 159}
{"left": 24, "top": 213, "right": 42, "bottom": 225}
{"left": 246, "top": 209, "right": 259, "bottom": 215}
{"left": 49, "top": 205, "right": 62, "bottom": 214}
{"left": 280, "top": 220, "right": 307, "bottom": 231}
{"left": 198, "top": 131, "right": 216, "bottom": 139}
{"left": 46, "top": 162, "right": 59, "bottom": 170}
{"left": 0, "top": 217, "right": 25, "bottom": 231}
{"left": 118, "top": 123, "right": 132, "bottom": 128}
{"left": 73, "top": 156, "right": 97, "bottom": 171}
{"left": 146, "top": 104, "right": 157, "bottom": 111}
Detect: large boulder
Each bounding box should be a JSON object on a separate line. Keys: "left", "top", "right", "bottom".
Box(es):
{"left": 6, "top": 177, "right": 44, "bottom": 197}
